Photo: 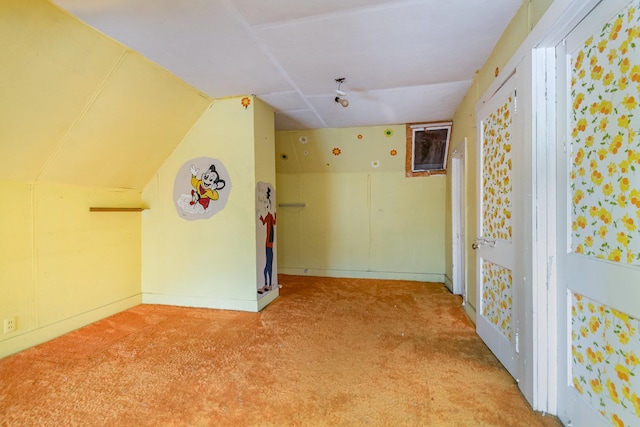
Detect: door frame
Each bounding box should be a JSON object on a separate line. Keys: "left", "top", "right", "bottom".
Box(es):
{"left": 451, "top": 138, "right": 466, "bottom": 302}
{"left": 530, "top": 0, "right": 603, "bottom": 415}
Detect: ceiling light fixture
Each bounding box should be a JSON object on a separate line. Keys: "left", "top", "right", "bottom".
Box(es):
{"left": 335, "top": 97, "right": 349, "bottom": 107}
{"left": 334, "top": 77, "right": 349, "bottom": 108}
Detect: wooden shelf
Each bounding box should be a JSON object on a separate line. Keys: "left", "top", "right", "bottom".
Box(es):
{"left": 89, "top": 207, "right": 147, "bottom": 212}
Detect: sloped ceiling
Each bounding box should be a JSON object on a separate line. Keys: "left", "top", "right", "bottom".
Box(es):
{"left": 0, "top": 0, "right": 210, "bottom": 189}
{"left": 1, "top": 0, "right": 523, "bottom": 190}
{"left": 51, "top": 0, "right": 524, "bottom": 131}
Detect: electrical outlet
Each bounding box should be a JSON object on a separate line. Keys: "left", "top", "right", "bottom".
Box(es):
{"left": 4, "top": 317, "right": 16, "bottom": 334}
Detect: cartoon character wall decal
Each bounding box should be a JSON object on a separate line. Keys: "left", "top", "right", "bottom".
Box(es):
{"left": 173, "top": 157, "right": 231, "bottom": 220}
{"left": 256, "top": 182, "right": 277, "bottom": 295}
{"left": 189, "top": 164, "right": 226, "bottom": 209}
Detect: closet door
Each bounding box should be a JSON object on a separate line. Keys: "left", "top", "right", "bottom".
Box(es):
{"left": 475, "top": 74, "right": 519, "bottom": 377}
{"left": 556, "top": 1, "right": 640, "bottom": 425}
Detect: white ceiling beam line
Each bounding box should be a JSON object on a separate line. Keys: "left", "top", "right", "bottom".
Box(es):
{"left": 220, "top": 0, "right": 327, "bottom": 127}
{"left": 251, "top": 0, "right": 430, "bottom": 31}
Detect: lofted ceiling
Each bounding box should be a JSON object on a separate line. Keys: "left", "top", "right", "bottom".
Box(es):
{"left": 51, "top": 0, "right": 523, "bottom": 131}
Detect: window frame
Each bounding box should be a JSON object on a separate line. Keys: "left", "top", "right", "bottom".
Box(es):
{"left": 405, "top": 121, "right": 453, "bottom": 177}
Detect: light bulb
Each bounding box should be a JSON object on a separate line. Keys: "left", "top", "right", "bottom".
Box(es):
{"left": 335, "top": 97, "right": 349, "bottom": 108}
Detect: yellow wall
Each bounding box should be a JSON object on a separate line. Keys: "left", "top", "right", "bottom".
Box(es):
{"left": 276, "top": 125, "right": 445, "bottom": 281}
{"left": 142, "top": 96, "right": 278, "bottom": 311}
{"left": 0, "top": 0, "right": 209, "bottom": 189}
{"left": 445, "top": 0, "right": 554, "bottom": 321}
{"left": 253, "top": 98, "right": 279, "bottom": 307}
{"left": 0, "top": 0, "right": 209, "bottom": 357}
{"left": 0, "top": 180, "right": 142, "bottom": 357}
{"left": 253, "top": 98, "right": 277, "bottom": 186}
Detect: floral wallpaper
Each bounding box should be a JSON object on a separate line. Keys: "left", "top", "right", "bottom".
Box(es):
{"left": 481, "top": 260, "right": 513, "bottom": 342}
{"left": 571, "top": 292, "right": 640, "bottom": 426}
{"left": 570, "top": 1, "right": 640, "bottom": 267}
{"left": 482, "top": 95, "right": 514, "bottom": 242}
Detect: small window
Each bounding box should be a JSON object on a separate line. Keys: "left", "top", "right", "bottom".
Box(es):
{"left": 405, "top": 121, "right": 452, "bottom": 177}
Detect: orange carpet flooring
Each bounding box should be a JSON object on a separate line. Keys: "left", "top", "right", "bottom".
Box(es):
{"left": 0, "top": 275, "right": 562, "bottom": 426}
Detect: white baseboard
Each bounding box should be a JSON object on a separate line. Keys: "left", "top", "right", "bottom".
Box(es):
{"left": 443, "top": 274, "right": 454, "bottom": 292}
{"left": 0, "top": 294, "right": 142, "bottom": 359}
{"left": 142, "top": 289, "right": 280, "bottom": 313}
{"left": 278, "top": 268, "right": 444, "bottom": 283}
{"left": 258, "top": 288, "right": 280, "bottom": 311}
{"left": 465, "top": 302, "right": 477, "bottom": 324}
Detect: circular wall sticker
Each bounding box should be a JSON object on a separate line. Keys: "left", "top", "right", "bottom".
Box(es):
{"left": 173, "top": 157, "right": 232, "bottom": 220}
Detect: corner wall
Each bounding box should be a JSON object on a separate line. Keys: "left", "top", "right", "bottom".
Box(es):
{"left": 253, "top": 98, "right": 279, "bottom": 310}
{"left": 0, "top": 181, "right": 142, "bottom": 358}
{"left": 1, "top": 0, "right": 207, "bottom": 358}
{"left": 142, "top": 96, "right": 278, "bottom": 311}
{"left": 276, "top": 125, "right": 445, "bottom": 281}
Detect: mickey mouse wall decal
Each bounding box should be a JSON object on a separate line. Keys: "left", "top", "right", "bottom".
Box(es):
{"left": 173, "top": 157, "right": 232, "bottom": 220}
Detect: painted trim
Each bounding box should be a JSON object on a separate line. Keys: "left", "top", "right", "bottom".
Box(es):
{"left": 443, "top": 274, "right": 453, "bottom": 292}
{"left": 257, "top": 289, "right": 280, "bottom": 311}
{"left": 464, "top": 302, "right": 477, "bottom": 324}
{"left": 0, "top": 294, "right": 142, "bottom": 359}
{"left": 450, "top": 140, "right": 466, "bottom": 298}
{"left": 531, "top": 45, "right": 560, "bottom": 415}
{"left": 278, "top": 268, "right": 445, "bottom": 283}
{"left": 142, "top": 291, "right": 278, "bottom": 313}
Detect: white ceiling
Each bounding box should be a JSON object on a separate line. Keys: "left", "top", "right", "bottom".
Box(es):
{"left": 51, "top": 0, "right": 523, "bottom": 131}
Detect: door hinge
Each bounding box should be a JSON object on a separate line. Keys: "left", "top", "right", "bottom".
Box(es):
{"left": 515, "top": 330, "right": 520, "bottom": 353}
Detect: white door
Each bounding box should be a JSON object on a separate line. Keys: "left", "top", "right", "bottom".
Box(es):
{"left": 451, "top": 141, "right": 466, "bottom": 301}
{"left": 556, "top": 1, "right": 640, "bottom": 425}
{"left": 476, "top": 75, "right": 519, "bottom": 377}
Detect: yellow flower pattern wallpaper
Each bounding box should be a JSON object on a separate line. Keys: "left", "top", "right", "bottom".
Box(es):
{"left": 482, "top": 96, "right": 513, "bottom": 242}
{"left": 570, "top": 1, "right": 640, "bottom": 267}
{"left": 480, "top": 89, "right": 514, "bottom": 342}
{"left": 482, "top": 260, "right": 513, "bottom": 341}
{"left": 571, "top": 292, "right": 640, "bottom": 426}
{"left": 569, "top": 3, "right": 640, "bottom": 425}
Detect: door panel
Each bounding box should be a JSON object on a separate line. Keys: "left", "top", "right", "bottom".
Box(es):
{"left": 557, "top": 1, "right": 640, "bottom": 425}
{"left": 476, "top": 75, "right": 518, "bottom": 377}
